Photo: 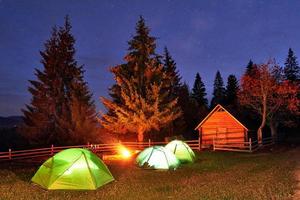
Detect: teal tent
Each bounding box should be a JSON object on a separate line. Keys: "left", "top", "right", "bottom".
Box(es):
{"left": 165, "top": 140, "right": 196, "bottom": 163}
{"left": 136, "top": 146, "right": 180, "bottom": 170}
{"left": 32, "top": 148, "right": 114, "bottom": 190}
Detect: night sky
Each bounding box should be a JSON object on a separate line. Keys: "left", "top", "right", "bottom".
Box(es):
{"left": 1, "top": 0, "right": 300, "bottom": 116}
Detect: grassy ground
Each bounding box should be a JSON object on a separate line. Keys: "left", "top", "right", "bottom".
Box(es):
{"left": 0, "top": 147, "right": 298, "bottom": 200}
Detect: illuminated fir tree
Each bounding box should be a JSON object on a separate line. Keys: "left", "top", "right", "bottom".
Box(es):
{"left": 100, "top": 61, "right": 181, "bottom": 142}
{"left": 100, "top": 16, "right": 181, "bottom": 141}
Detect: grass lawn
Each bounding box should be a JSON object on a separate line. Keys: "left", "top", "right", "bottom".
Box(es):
{"left": 0, "top": 147, "right": 298, "bottom": 200}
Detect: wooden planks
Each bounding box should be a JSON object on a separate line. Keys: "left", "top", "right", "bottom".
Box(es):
{"left": 198, "top": 109, "right": 247, "bottom": 145}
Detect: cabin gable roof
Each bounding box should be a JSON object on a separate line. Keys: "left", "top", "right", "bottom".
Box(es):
{"left": 194, "top": 104, "right": 248, "bottom": 131}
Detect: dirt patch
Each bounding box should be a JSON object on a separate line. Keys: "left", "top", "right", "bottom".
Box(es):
{"left": 292, "top": 147, "right": 300, "bottom": 200}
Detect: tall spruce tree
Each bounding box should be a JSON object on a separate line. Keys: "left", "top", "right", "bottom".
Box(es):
{"left": 163, "top": 47, "right": 182, "bottom": 96}
{"left": 191, "top": 73, "right": 208, "bottom": 108}
{"left": 108, "top": 16, "right": 158, "bottom": 109}
{"left": 210, "top": 71, "right": 226, "bottom": 108}
{"left": 177, "top": 83, "right": 191, "bottom": 124}
{"left": 177, "top": 83, "right": 200, "bottom": 139}
{"left": 225, "top": 74, "right": 239, "bottom": 107}
{"left": 283, "top": 49, "right": 300, "bottom": 134}
{"left": 162, "top": 47, "right": 183, "bottom": 137}
{"left": 190, "top": 73, "right": 209, "bottom": 131}
{"left": 245, "top": 59, "right": 255, "bottom": 76}
{"left": 100, "top": 16, "right": 181, "bottom": 142}
{"left": 22, "top": 17, "right": 97, "bottom": 145}
{"left": 284, "top": 48, "right": 300, "bottom": 82}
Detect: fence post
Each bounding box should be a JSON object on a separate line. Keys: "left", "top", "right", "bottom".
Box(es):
{"left": 249, "top": 138, "right": 252, "bottom": 152}
{"left": 8, "top": 148, "right": 11, "bottom": 160}
{"left": 148, "top": 139, "right": 151, "bottom": 147}
{"left": 213, "top": 137, "right": 215, "bottom": 151}
{"left": 51, "top": 144, "right": 54, "bottom": 156}
{"left": 198, "top": 135, "right": 201, "bottom": 151}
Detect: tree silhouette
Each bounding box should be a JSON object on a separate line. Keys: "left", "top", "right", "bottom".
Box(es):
{"left": 22, "top": 17, "right": 97, "bottom": 145}
{"left": 284, "top": 48, "right": 300, "bottom": 82}
{"left": 191, "top": 72, "right": 208, "bottom": 108}
{"left": 211, "top": 71, "right": 226, "bottom": 108}
{"left": 225, "top": 74, "right": 239, "bottom": 107}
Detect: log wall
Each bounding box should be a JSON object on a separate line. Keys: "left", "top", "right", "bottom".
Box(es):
{"left": 198, "top": 110, "right": 247, "bottom": 145}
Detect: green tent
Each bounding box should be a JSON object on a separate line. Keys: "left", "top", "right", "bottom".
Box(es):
{"left": 165, "top": 140, "right": 196, "bottom": 163}
{"left": 136, "top": 146, "right": 180, "bottom": 170}
{"left": 32, "top": 148, "right": 114, "bottom": 190}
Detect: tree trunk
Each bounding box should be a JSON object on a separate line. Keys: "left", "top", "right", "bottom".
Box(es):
{"left": 137, "top": 127, "right": 144, "bottom": 142}
{"left": 257, "top": 95, "right": 267, "bottom": 144}
{"left": 137, "top": 128, "right": 144, "bottom": 149}
{"left": 270, "top": 119, "right": 278, "bottom": 143}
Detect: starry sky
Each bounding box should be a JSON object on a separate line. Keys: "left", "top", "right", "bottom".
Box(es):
{"left": 1, "top": 0, "right": 300, "bottom": 116}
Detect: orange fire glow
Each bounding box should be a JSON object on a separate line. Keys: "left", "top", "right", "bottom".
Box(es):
{"left": 118, "top": 145, "right": 131, "bottom": 159}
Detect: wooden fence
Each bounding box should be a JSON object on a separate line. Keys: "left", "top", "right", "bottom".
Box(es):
{"left": 0, "top": 137, "right": 274, "bottom": 161}
{"left": 0, "top": 139, "right": 200, "bottom": 161}
{"left": 213, "top": 137, "right": 274, "bottom": 153}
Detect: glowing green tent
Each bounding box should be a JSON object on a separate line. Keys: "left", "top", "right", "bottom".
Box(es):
{"left": 165, "top": 140, "right": 196, "bottom": 163}
{"left": 136, "top": 146, "right": 180, "bottom": 170}
{"left": 32, "top": 148, "right": 114, "bottom": 190}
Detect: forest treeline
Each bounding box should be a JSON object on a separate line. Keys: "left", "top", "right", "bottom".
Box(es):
{"left": 1, "top": 16, "right": 299, "bottom": 149}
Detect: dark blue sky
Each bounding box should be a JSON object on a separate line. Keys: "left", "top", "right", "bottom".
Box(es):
{"left": 1, "top": 0, "right": 300, "bottom": 116}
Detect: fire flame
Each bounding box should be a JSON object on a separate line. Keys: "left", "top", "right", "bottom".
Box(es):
{"left": 118, "top": 145, "right": 131, "bottom": 159}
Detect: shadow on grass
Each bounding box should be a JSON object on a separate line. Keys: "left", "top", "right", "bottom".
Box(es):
{"left": 0, "top": 160, "right": 40, "bottom": 182}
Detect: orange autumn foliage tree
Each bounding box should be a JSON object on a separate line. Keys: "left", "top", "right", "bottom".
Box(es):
{"left": 238, "top": 60, "right": 299, "bottom": 143}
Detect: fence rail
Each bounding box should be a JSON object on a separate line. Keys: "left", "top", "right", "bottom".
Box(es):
{"left": 0, "top": 140, "right": 194, "bottom": 161}
{"left": 0, "top": 137, "right": 275, "bottom": 161}
{"left": 213, "top": 137, "right": 274, "bottom": 153}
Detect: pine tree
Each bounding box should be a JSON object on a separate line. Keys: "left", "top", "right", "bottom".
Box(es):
{"left": 100, "top": 62, "right": 181, "bottom": 142}
{"left": 125, "top": 16, "right": 158, "bottom": 95}
{"left": 108, "top": 16, "right": 158, "bottom": 107}
{"left": 177, "top": 83, "right": 191, "bottom": 120}
{"left": 245, "top": 59, "right": 255, "bottom": 76}
{"left": 191, "top": 73, "right": 208, "bottom": 108}
{"left": 178, "top": 83, "right": 197, "bottom": 139}
{"left": 283, "top": 49, "right": 300, "bottom": 134}
{"left": 163, "top": 47, "right": 181, "bottom": 95}
{"left": 22, "top": 27, "right": 60, "bottom": 144}
{"left": 284, "top": 48, "right": 300, "bottom": 82}
{"left": 225, "top": 74, "right": 239, "bottom": 107}
{"left": 100, "top": 16, "right": 181, "bottom": 142}
{"left": 175, "top": 82, "right": 208, "bottom": 139}
{"left": 162, "top": 47, "right": 184, "bottom": 137}
{"left": 22, "top": 16, "right": 97, "bottom": 145}
{"left": 210, "top": 71, "right": 226, "bottom": 108}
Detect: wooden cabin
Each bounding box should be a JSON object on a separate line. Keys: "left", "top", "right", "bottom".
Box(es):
{"left": 195, "top": 104, "right": 248, "bottom": 148}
